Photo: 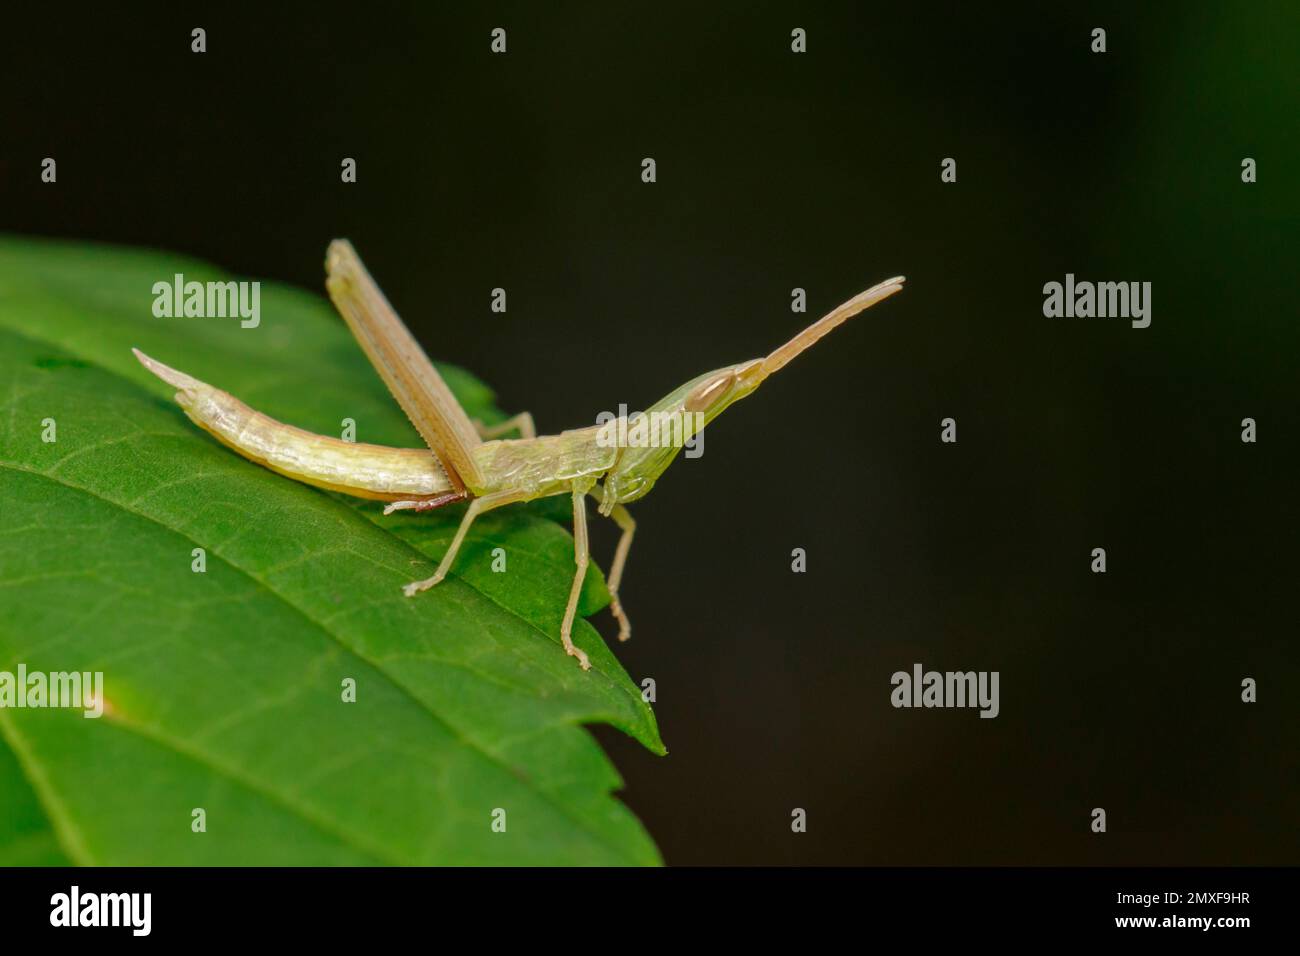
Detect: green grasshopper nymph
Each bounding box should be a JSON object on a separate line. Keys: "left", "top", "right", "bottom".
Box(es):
{"left": 134, "top": 242, "right": 904, "bottom": 670}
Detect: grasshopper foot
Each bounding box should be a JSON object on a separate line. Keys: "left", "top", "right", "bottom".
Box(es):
{"left": 567, "top": 643, "right": 592, "bottom": 670}
{"left": 403, "top": 573, "right": 443, "bottom": 597}
{"left": 559, "top": 625, "right": 591, "bottom": 670}
{"left": 610, "top": 597, "right": 632, "bottom": 642}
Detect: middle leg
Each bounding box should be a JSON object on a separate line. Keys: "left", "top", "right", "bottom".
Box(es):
{"left": 559, "top": 484, "right": 594, "bottom": 670}
{"left": 401, "top": 489, "right": 524, "bottom": 597}
{"left": 473, "top": 412, "right": 536, "bottom": 441}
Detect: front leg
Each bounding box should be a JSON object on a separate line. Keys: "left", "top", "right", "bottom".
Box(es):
{"left": 606, "top": 504, "right": 635, "bottom": 642}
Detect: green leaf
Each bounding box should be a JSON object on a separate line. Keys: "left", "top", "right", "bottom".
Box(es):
{"left": 0, "top": 235, "right": 663, "bottom": 865}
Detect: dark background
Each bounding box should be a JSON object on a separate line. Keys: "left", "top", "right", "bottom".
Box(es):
{"left": 3, "top": 2, "right": 1295, "bottom": 864}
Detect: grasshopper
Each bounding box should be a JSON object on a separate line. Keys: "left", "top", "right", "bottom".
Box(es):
{"left": 134, "top": 242, "right": 904, "bottom": 669}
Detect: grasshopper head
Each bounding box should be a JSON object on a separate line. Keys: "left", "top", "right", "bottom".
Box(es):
{"left": 599, "top": 275, "right": 905, "bottom": 510}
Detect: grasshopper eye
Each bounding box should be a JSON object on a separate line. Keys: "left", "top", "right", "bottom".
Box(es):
{"left": 684, "top": 371, "right": 736, "bottom": 413}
